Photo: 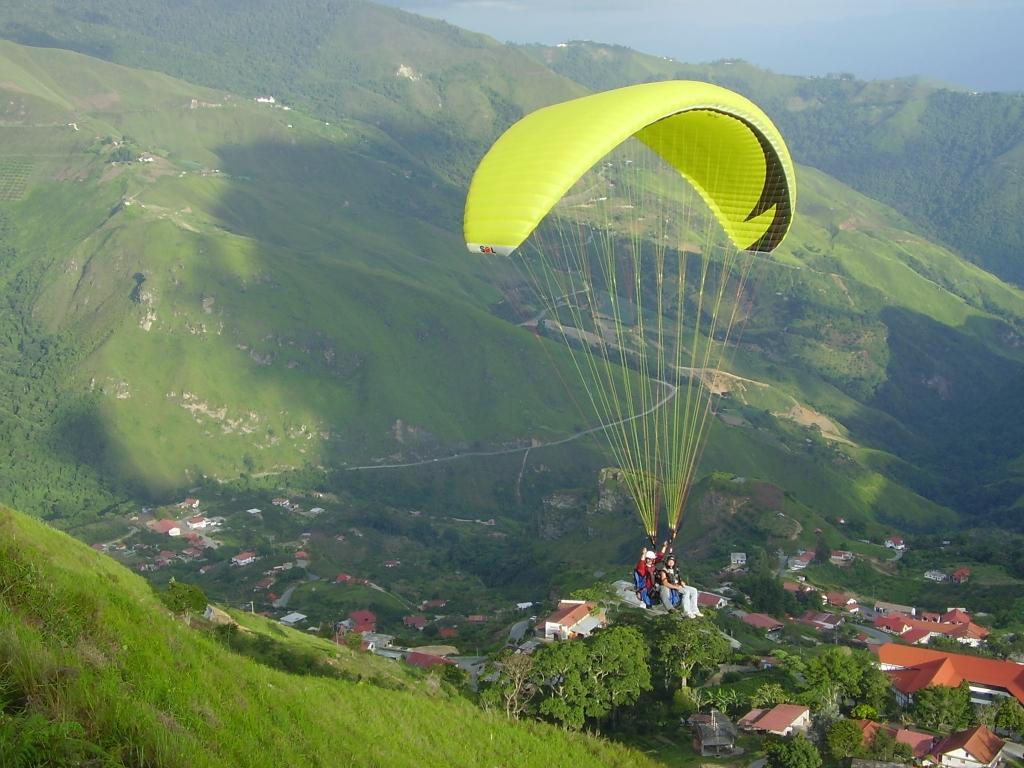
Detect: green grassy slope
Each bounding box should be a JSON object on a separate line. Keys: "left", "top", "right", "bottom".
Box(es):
{"left": 0, "top": 16, "right": 1019, "bottom": 536}
{"left": 0, "top": 40, "right": 592, "bottom": 506}
{"left": 0, "top": 503, "right": 654, "bottom": 766}
{"left": 1, "top": 35, "right": 1023, "bottom": 531}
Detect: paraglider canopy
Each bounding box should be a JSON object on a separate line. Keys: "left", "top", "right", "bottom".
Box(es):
{"left": 464, "top": 80, "right": 796, "bottom": 543}
{"left": 464, "top": 80, "right": 795, "bottom": 257}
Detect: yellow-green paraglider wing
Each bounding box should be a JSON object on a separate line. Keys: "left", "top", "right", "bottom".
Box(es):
{"left": 464, "top": 80, "right": 795, "bottom": 255}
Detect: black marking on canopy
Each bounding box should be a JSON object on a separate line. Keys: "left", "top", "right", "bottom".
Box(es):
{"left": 740, "top": 119, "right": 792, "bottom": 253}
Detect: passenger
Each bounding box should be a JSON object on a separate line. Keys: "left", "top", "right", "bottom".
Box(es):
{"left": 659, "top": 553, "right": 702, "bottom": 618}
{"left": 654, "top": 568, "right": 677, "bottom": 611}
{"left": 633, "top": 549, "right": 657, "bottom": 607}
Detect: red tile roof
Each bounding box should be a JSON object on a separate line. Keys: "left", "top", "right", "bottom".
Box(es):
{"left": 932, "top": 726, "right": 1004, "bottom": 765}
{"left": 405, "top": 651, "right": 455, "bottom": 669}
{"left": 739, "top": 704, "right": 809, "bottom": 734}
{"left": 742, "top": 613, "right": 783, "bottom": 631}
{"left": 875, "top": 643, "right": 1024, "bottom": 703}
{"left": 349, "top": 609, "right": 377, "bottom": 633}
{"left": 403, "top": 615, "right": 427, "bottom": 630}
{"left": 854, "top": 720, "right": 936, "bottom": 758}
{"left": 545, "top": 601, "right": 592, "bottom": 629}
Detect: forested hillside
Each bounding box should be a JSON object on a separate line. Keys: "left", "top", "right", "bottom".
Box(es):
{"left": 0, "top": 4, "right": 1021, "bottom": 535}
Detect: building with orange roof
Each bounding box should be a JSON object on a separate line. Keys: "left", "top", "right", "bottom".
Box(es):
{"left": 875, "top": 643, "right": 1024, "bottom": 707}
{"left": 853, "top": 720, "right": 936, "bottom": 759}
{"left": 927, "top": 725, "right": 1005, "bottom": 768}
{"left": 737, "top": 704, "right": 811, "bottom": 736}
{"left": 543, "top": 600, "right": 605, "bottom": 640}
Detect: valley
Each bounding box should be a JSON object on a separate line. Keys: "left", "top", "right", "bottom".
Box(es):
{"left": 0, "top": 2, "right": 1024, "bottom": 764}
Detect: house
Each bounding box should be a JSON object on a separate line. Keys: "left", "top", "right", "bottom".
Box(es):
{"left": 697, "top": 592, "right": 729, "bottom": 610}
{"left": 362, "top": 632, "right": 393, "bottom": 649}
{"left": 830, "top": 550, "right": 855, "bottom": 565}
{"left": 279, "top": 612, "right": 307, "bottom": 627}
{"left": 148, "top": 519, "right": 181, "bottom": 537}
{"left": 255, "top": 95, "right": 276, "bottom": 104}
{"left": 925, "top": 570, "right": 949, "bottom": 582}
{"left": 439, "top": 626, "right": 459, "bottom": 639}
{"left": 185, "top": 515, "right": 208, "bottom": 530}
{"left": 757, "top": 656, "right": 780, "bottom": 671}
{"left": 405, "top": 651, "right": 455, "bottom": 670}
{"left": 543, "top": 600, "right": 606, "bottom": 640}
{"left": 231, "top": 551, "right": 257, "bottom": 566}
{"left": 928, "top": 725, "right": 1005, "bottom": 768}
{"left": 182, "top": 547, "right": 203, "bottom": 559}
{"left": 253, "top": 577, "right": 275, "bottom": 591}
{"left": 467, "top": 615, "right": 488, "bottom": 624}
{"left": 730, "top": 552, "right": 747, "bottom": 567}
{"left": 690, "top": 710, "right": 738, "bottom": 756}
{"left": 741, "top": 613, "right": 784, "bottom": 634}
{"left": 246, "top": 508, "right": 262, "bottom": 515}
{"left": 788, "top": 551, "right": 814, "bottom": 571}
{"left": 874, "top": 643, "right": 1024, "bottom": 706}
{"left": 875, "top": 601, "right": 916, "bottom": 617}
{"left": 737, "top": 704, "right": 811, "bottom": 736}
{"left": 349, "top": 610, "right": 377, "bottom": 634}
{"left": 383, "top": 559, "right": 401, "bottom": 568}
{"left": 515, "top": 602, "right": 535, "bottom": 611}
{"left": 422, "top": 599, "right": 448, "bottom": 610}
{"left": 874, "top": 615, "right": 989, "bottom": 648}
{"left": 403, "top": 615, "right": 428, "bottom": 631}
{"left": 942, "top": 608, "right": 972, "bottom": 625}
{"left": 952, "top": 568, "right": 972, "bottom": 585}
{"left": 335, "top": 573, "right": 353, "bottom": 584}
{"left": 885, "top": 536, "right": 907, "bottom": 551}
{"left": 800, "top": 610, "right": 844, "bottom": 632}
{"left": 294, "top": 551, "right": 310, "bottom": 561}
{"left": 854, "top": 720, "right": 936, "bottom": 759}
{"left": 178, "top": 498, "right": 200, "bottom": 509}
{"left": 823, "top": 592, "right": 859, "bottom": 612}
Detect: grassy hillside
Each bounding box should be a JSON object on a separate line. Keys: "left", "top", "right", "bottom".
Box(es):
{"left": 0, "top": 503, "right": 655, "bottom": 766}
{"left": 1, "top": 33, "right": 1022, "bottom": 533}
{"left": 0, "top": 40, "right": 595, "bottom": 510}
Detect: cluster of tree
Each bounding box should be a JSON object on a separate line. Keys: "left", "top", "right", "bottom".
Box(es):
{"left": 481, "top": 615, "right": 730, "bottom": 732}
{"left": 825, "top": 719, "right": 912, "bottom": 764}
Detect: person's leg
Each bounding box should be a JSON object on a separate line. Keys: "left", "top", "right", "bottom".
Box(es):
{"left": 683, "top": 586, "right": 700, "bottom": 616}
{"left": 659, "top": 585, "right": 676, "bottom": 611}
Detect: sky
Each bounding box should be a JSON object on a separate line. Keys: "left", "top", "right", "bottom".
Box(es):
{"left": 377, "top": 0, "right": 1024, "bottom": 92}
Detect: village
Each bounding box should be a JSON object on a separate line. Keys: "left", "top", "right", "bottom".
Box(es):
{"left": 92, "top": 491, "right": 1024, "bottom": 768}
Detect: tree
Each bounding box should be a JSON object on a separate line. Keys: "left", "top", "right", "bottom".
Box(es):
{"left": 481, "top": 652, "right": 536, "bottom": 719}
{"left": 751, "top": 682, "right": 789, "bottom": 708}
{"left": 826, "top": 719, "right": 865, "bottom": 761}
{"left": 159, "top": 578, "right": 207, "bottom": 626}
{"left": 584, "top": 626, "right": 652, "bottom": 724}
{"left": 531, "top": 639, "right": 593, "bottom": 730}
{"left": 764, "top": 734, "right": 822, "bottom": 768}
{"left": 913, "top": 682, "right": 975, "bottom": 733}
{"left": 651, "top": 615, "right": 729, "bottom": 690}
{"left": 994, "top": 698, "right": 1024, "bottom": 736}
{"left": 851, "top": 703, "right": 878, "bottom": 720}
{"left": 866, "top": 730, "right": 913, "bottom": 764}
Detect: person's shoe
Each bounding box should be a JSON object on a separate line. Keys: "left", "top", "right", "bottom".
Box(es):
{"left": 691, "top": 610, "right": 703, "bottom": 617}
{"left": 684, "top": 612, "right": 697, "bottom": 619}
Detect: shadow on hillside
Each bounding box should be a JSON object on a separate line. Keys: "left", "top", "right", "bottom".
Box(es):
{"left": 842, "top": 306, "right": 1024, "bottom": 522}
